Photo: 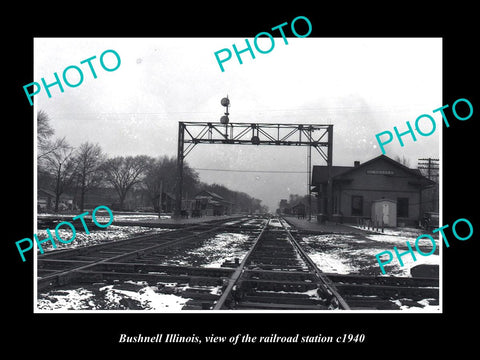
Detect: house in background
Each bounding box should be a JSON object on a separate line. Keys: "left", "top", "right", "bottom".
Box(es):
{"left": 38, "top": 188, "right": 75, "bottom": 212}
{"left": 38, "top": 188, "right": 55, "bottom": 212}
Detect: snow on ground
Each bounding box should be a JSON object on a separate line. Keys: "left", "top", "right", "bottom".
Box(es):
{"left": 301, "top": 229, "right": 440, "bottom": 277}
{"left": 98, "top": 284, "right": 190, "bottom": 311}
{"left": 370, "top": 248, "right": 440, "bottom": 277}
{"left": 301, "top": 234, "right": 359, "bottom": 274}
{"left": 38, "top": 213, "right": 168, "bottom": 221}
{"left": 122, "top": 214, "right": 170, "bottom": 220}
{"left": 391, "top": 298, "right": 439, "bottom": 311}
{"left": 190, "top": 232, "right": 251, "bottom": 267}
{"left": 38, "top": 281, "right": 193, "bottom": 311}
{"left": 37, "top": 288, "right": 96, "bottom": 310}
{"left": 256, "top": 288, "right": 322, "bottom": 299}
{"left": 103, "top": 214, "right": 171, "bottom": 221}
{"left": 243, "top": 218, "right": 268, "bottom": 226}
{"left": 36, "top": 217, "right": 440, "bottom": 311}
{"left": 299, "top": 229, "right": 440, "bottom": 311}
{"left": 37, "top": 225, "right": 171, "bottom": 252}
{"left": 37, "top": 230, "right": 253, "bottom": 311}
{"left": 37, "top": 280, "right": 226, "bottom": 311}
{"left": 307, "top": 252, "right": 355, "bottom": 274}
{"left": 160, "top": 232, "right": 251, "bottom": 267}
{"left": 223, "top": 217, "right": 249, "bottom": 226}
{"left": 364, "top": 229, "right": 440, "bottom": 276}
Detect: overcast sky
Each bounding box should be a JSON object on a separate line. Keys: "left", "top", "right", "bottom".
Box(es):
{"left": 34, "top": 37, "right": 442, "bottom": 211}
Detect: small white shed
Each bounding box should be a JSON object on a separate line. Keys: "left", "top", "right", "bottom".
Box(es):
{"left": 371, "top": 199, "right": 397, "bottom": 227}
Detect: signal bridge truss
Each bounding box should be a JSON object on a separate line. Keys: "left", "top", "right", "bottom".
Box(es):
{"left": 175, "top": 122, "right": 333, "bottom": 218}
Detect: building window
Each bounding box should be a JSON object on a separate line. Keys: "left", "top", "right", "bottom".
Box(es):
{"left": 351, "top": 195, "right": 363, "bottom": 216}
{"left": 398, "top": 197, "right": 409, "bottom": 217}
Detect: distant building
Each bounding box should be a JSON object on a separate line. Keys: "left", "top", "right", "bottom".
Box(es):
{"left": 38, "top": 188, "right": 75, "bottom": 212}
{"left": 278, "top": 199, "right": 288, "bottom": 212}
{"left": 38, "top": 188, "right": 55, "bottom": 212}
{"left": 291, "top": 202, "right": 306, "bottom": 218}
{"left": 311, "top": 155, "right": 436, "bottom": 226}
{"left": 190, "top": 190, "right": 234, "bottom": 216}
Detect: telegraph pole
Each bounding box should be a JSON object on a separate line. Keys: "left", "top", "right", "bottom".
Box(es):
{"left": 418, "top": 158, "right": 439, "bottom": 181}
{"left": 158, "top": 179, "right": 163, "bottom": 219}
{"left": 418, "top": 158, "right": 439, "bottom": 213}
{"left": 307, "top": 137, "right": 312, "bottom": 221}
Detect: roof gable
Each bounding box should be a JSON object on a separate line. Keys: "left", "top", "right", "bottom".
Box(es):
{"left": 312, "top": 155, "right": 435, "bottom": 186}
{"left": 335, "top": 155, "right": 422, "bottom": 179}
{"left": 38, "top": 188, "right": 56, "bottom": 197}
{"left": 195, "top": 190, "right": 225, "bottom": 200}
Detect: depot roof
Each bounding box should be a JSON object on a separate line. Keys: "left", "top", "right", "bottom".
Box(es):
{"left": 312, "top": 154, "right": 435, "bottom": 187}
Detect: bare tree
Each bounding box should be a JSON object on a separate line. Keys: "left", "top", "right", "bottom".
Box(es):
{"left": 43, "top": 139, "right": 77, "bottom": 212}
{"left": 142, "top": 156, "right": 166, "bottom": 211}
{"left": 142, "top": 156, "right": 199, "bottom": 211}
{"left": 102, "top": 155, "right": 150, "bottom": 211}
{"left": 73, "top": 142, "right": 105, "bottom": 212}
{"left": 394, "top": 155, "right": 410, "bottom": 168}
{"left": 37, "top": 110, "right": 68, "bottom": 161}
{"left": 37, "top": 110, "right": 54, "bottom": 157}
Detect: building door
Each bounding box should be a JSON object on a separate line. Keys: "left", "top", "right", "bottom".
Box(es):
{"left": 382, "top": 203, "right": 390, "bottom": 225}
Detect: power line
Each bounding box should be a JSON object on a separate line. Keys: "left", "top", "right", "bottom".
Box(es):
{"left": 50, "top": 104, "right": 429, "bottom": 117}
{"left": 193, "top": 168, "right": 307, "bottom": 174}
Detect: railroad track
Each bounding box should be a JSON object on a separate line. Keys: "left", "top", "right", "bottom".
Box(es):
{"left": 324, "top": 273, "right": 439, "bottom": 310}
{"left": 214, "top": 217, "right": 439, "bottom": 310}
{"left": 214, "top": 218, "right": 350, "bottom": 310}
{"left": 37, "top": 215, "right": 439, "bottom": 311}
{"left": 37, "top": 216, "right": 253, "bottom": 291}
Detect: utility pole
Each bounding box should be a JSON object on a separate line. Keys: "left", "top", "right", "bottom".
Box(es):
{"left": 307, "top": 139, "right": 312, "bottom": 221}
{"left": 418, "top": 158, "right": 439, "bottom": 213}
{"left": 418, "top": 158, "right": 439, "bottom": 181}
{"left": 175, "top": 123, "right": 185, "bottom": 218}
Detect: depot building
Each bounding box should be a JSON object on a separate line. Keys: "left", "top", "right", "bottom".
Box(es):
{"left": 311, "top": 155, "right": 436, "bottom": 227}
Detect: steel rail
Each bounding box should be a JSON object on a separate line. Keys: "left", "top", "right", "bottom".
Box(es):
{"left": 37, "top": 217, "right": 246, "bottom": 291}
{"left": 282, "top": 223, "right": 351, "bottom": 310}
{"left": 37, "top": 217, "right": 242, "bottom": 260}
{"left": 214, "top": 218, "right": 351, "bottom": 310}
{"left": 213, "top": 219, "right": 269, "bottom": 310}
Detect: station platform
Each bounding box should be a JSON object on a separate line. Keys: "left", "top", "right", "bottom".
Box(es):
{"left": 282, "top": 216, "right": 368, "bottom": 235}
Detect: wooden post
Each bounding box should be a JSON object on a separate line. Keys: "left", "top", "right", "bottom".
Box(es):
{"left": 158, "top": 179, "right": 163, "bottom": 219}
